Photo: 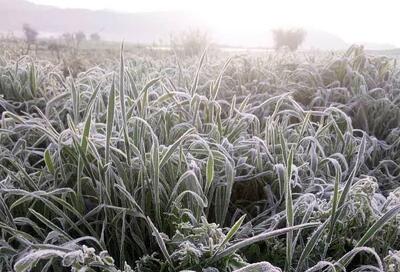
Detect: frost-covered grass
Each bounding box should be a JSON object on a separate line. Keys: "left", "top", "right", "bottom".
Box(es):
{"left": 1, "top": 45, "right": 400, "bottom": 271}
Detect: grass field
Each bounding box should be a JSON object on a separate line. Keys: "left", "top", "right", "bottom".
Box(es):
{"left": 1, "top": 43, "right": 400, "bottom": 271}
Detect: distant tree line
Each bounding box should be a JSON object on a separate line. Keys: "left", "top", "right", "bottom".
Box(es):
{"left": 20, "top": 23, "right": 307, "bottom": 57}
{"left": 19, "top": 24, "right": 103, "bottom": 77}
{"left": 21, "top": 23, "right": 102, "bottom": 55}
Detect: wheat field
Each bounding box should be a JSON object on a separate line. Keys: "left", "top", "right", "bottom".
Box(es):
{"left": 1, "top": 44, "right": 400, "bottom": 271}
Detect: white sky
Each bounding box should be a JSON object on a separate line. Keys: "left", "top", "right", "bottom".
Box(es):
{"left": 29, "top": 0, "right": 400, "bottom": 46}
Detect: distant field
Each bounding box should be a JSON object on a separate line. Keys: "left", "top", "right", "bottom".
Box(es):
{"left": 1, "top": 42, "right": 400, "bottom": 272}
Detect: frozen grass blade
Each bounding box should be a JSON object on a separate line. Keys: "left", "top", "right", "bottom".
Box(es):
{"left": 44, "top": 149, "right": 55, "bottom": 175}
{"left": 119, "top": 43, "right": 131, "bottom": 166}
{"left": 190, "top": 48, "right": 206, "bottom": 96}
{"left": 211, "top": 214, "right": 246, "bottom": 260}
{"left": 214, "top": 223, "right": 318, "bottom": 261}
{"left": 105, "top": 75, "right": 116, "bottom": 164}
{"left": 148, "top": 217, "right": 174, "bottom": 269}
{"left": 205, "top": 152, "right": 214, "bottom": 194}
{"left": 285, "top": 148, "right": 295, "bottom": 271}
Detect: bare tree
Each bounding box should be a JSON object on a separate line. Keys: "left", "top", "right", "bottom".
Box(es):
{"left": 272, "top": 28, "right": 306, "bottom": 51}
{"left": 22, "top": 23, "right": 38, "bottom": 54}
{"left": 75, "top": 31, "right": 86, "bottom": 47}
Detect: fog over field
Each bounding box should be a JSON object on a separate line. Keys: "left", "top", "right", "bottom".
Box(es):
{"left": 1, "top": 0, "right": 399, "bottom": 50}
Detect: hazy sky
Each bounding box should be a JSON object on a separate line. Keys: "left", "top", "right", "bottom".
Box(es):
{"left": 29, "top": 0, "right": 400, "bottom": 46}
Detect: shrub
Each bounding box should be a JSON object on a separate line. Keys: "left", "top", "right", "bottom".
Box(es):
{"left": 272, "top": 28, "right": 306, "bottom": 51}
{"left": 170, "top": 29, "right": 209, "bottom": 56}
